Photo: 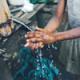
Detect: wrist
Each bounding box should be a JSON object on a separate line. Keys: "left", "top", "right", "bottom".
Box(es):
{"left": 54, "top": 32, "right": 67, "bottom": 42}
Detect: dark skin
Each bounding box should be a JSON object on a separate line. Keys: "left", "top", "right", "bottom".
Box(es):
{"left": 25, "top": 0, "right": 80, "bottom": 50}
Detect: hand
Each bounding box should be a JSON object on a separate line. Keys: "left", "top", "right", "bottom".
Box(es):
{"left": 25, "top": 41, "right": 44, "bottom": 50}
{"left": 25, "top": 31, "right": 57, "bottom": 50}
{"left": 25, "top": 27, "right": 52, "bottom": 40}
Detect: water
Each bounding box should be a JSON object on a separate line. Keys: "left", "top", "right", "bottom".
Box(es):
{"left": 12, "top": 45, "right": 59, "bottom": 80}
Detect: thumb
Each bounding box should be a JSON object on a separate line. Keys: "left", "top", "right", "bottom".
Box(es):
{"left": 36, "top": 27, "right": 44, "bottom": 32}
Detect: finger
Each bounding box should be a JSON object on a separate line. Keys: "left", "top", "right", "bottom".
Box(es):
{"left": 24, "top": 41, "right": 32, "bottom": 47}
{"left": 34, "top": 31, "right": 43, "bottom": 38}
{"left": 38, "top": 42, "right": 44, "bottom": 48}
{"left": 25, "top": 32, "right": 35, "bottom": 38}
{"left": 33, "top": 42, "right": 44, "bottom": 49}
{"left": 25, "top": 40, "right": 44, "bottom": 50}
{"left": 24, "top": 42, "right": 29, "bottom": 47}
{"left": 24, "top": 42, "right": 35, "bottom": 50}
{"left": 34, "top": 42, "right": 41, "bottom": 49}
{"left": 27, "top": 38, "right": 43, "bottom": 43}
{"left": 36, "top": 27, "right": 44, "bottom": 32}
{"left": 32, "top": 43, "right": 38, "bottom": 50}
{"left": 24, "top": 42, "right": 39, "bottom": 50}
{"left": 31, "top": 42, "right": 44, "bottom": 50}
{"left": 25, "top": 31, "right": 42, "bottom": 39}
{"left": 31, "top": 42, "right": 44, "bottom": 49}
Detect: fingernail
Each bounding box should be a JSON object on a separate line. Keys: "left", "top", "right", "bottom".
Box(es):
{"left": 25, "top": 35, "right": 27, "bottom": 38}
{"left": 40, "top": 43, "right": 44, "bottom": 48}
{"left": 27, "top": 39, "right": 29, "bottom": 42}
{"left": 41, "top": 45, "right": 44, "bottom": 48}
{"left": 24, "top": 43, "right": 29, "bottom": 47}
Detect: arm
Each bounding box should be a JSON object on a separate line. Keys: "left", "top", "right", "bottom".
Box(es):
{"left": 45, "top": 0, "right": 66, "bottom": 33}
{"left": 25, "top": 27, "right": 80, "bottom": 49}
{"left": 54, "top": 27, "right": 80, "bottom": 42}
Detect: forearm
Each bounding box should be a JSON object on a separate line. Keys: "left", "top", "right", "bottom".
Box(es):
{"left": 45, "top": 17, "right": 62, "bottom": 33}
{"left": 54, "top": 27, "right": 80, "bottom": 41}
{"left": 44, "top": 0, "right": 65, "bottom": 33}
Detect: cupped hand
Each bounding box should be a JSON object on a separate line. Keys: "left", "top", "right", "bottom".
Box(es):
{"left": 25, "top": 31, "right": 57, "bottom": 50}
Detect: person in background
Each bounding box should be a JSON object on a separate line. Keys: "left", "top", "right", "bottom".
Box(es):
{"left": 0, "top": 0, "right": 13, "bottom": 80}
{"left": 25, "top": 0, "right": 80, "bottom": 80}
{"left": 0, "top": 0, "right": 14, "bottom": 37}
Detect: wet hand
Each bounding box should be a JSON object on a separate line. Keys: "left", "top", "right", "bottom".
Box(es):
{"left": 25, "top": 31, "right": 57, "bottom": 50}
